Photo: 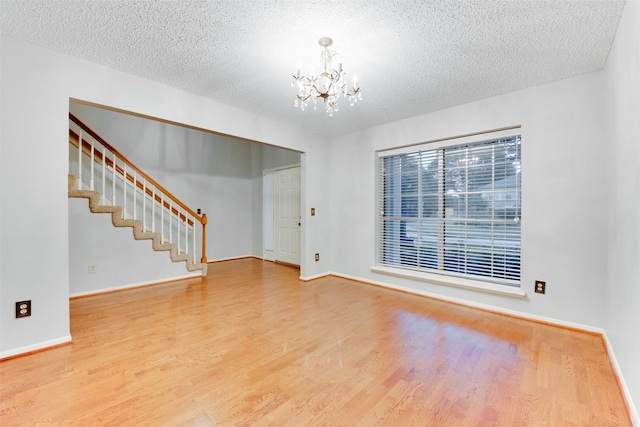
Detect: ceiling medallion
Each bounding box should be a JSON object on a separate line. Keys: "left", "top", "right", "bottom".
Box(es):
{"left": 292, "top": 37, "right": 362, "bottom": 117}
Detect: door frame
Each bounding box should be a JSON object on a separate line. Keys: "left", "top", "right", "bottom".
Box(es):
{"left": 263, "top": 164, "right": 301, "bottom": 264}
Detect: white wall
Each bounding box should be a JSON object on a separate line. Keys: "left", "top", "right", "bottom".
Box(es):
{"left": 0, "top": 35, "right": 328, "bottom": 357}
{"left": 68, "top": 198, "right": 195, "bottom": 296}
{"left": 301, "top": 146, "right": 332, "bottom": 277}
{"left": 604, "top": 0, "right": 640, "bottom": 420}
{"left": 1, "top": 37, "right": 72, "bottom": 356}
{"left": 329, "top": 72, "right": 607, "bottom": 327}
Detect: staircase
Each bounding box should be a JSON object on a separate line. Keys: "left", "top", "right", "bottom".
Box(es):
{"left": 69, "top": 113, "right": 208, "bottom": 276}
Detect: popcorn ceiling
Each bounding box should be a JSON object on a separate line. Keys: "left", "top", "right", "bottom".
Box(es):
{"left": 1, "top": 0, "right": 626, "bottom": 137}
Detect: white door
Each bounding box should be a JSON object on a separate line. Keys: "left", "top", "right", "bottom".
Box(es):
{"left": 274, "top": 166, "right": 300, "bottom": 265}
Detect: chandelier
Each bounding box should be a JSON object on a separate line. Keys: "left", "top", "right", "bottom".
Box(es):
{"left": 292, "top": 37, "right": 362, "bottom": 116}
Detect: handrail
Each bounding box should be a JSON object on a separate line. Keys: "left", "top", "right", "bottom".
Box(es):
{"left": 69, "top": 113, "right": 208, "bottom": 263}
{"left": 69, "top": 130, "right": 195, "bottom": 226}
{"left": 70, "top": 113, "right": 204, "bottom": 222}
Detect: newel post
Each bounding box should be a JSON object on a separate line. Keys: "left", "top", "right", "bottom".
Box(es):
{"left": 200, "top": 213, "right": 208, "bottom": 263}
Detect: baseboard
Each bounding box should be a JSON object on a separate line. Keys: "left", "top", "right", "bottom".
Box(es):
{"left": 208, "top": 254, "right": 260, "bottom": 263}
{"left": 209, "top": 255, "right": 299, "bottom": 267}
{"left": 329, "top": 271, "right": 605, "bottom": 334}
{"left": 602, "top": 333, "right": 640, "bottom": 426}
{"left": 263, "top": 249, "right": 275, "bottom": 262}
{"left": 0, "top": 335, "right": 72, "bottom": 360}
{"left": 69, "top": 272, "right": 201, "bottom": 298}
{"left": 299, "top": 272, "right": 331, "bottom": 281}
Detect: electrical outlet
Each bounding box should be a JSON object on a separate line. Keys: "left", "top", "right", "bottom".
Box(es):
{"left": 88, "top": 264, "right": 97, "bottom": 274}
{"left": 535, "top": 280, "right": 546, "bottom": 294}
{"left": 315, "top": 253, "right": 320, "bottom": 262}
{"left": 16, "top": 300, "right": 31, "bottom": 318}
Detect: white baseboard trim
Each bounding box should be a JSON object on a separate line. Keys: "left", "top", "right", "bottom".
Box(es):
{"left": 0, "top": 335, "right": 72, "bottom": 360}
{"left": 69, "top": 272, "right": 201, "bottom": 298}
{"left": 299, "top": 272, "right": 331, "bottom": 281}
{"left": 208, "top": 254, "right": 258, "bottom": 263}
{"left": 263, "top": 250, "right": 275, "bottom": 262}
{"left": 602, "top": 333, "right": 640, "bottom": 426}
{"left": 330, "top": 271, "right": 605, "bottom": 333}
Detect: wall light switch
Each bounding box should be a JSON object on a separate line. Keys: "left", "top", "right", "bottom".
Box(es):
{"left": 311, "top": 208, "right": 316, "bottom": 216}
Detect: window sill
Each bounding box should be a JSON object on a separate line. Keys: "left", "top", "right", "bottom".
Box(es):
{"left": 371, "top": 265, "right": 526, "bottom": 298}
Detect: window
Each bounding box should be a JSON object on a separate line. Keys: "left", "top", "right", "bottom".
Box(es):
{"left": 377, "top": 131, "right": 521, "bottom": 286}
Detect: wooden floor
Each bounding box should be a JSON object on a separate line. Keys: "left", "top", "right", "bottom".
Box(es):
{"left": 0, "top": 259, "right": 631, "bottom": 426}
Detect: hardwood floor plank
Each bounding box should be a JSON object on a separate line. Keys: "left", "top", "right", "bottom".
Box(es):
{"left": 0, "top": 259, "right": 631, "bottom": 426}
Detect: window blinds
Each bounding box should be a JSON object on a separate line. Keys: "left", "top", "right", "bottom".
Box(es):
{"left": 378, "top": 132, "right": 521, "bottom": 285}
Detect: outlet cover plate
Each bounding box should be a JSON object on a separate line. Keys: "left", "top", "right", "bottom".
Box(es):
{"left": 16, "top": 300, "right": 31, "bottom": 318}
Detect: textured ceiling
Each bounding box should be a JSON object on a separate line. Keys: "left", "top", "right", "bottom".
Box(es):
{"left": 1, "top": 0, "right": 626, "bottom": 138}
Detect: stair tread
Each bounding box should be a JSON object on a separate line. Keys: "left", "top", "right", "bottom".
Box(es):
{"left": 68, "top": 174, "right": 206, "bottom": 276}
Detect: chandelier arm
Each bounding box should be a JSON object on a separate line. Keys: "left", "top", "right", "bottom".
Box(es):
{"left": 309, "top": 83, "right": 321, "bottom": 97}
{"left": 326, "top": 80, "right": 334, "bottom": 94}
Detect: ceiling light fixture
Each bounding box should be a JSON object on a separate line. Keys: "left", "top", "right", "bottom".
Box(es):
{"left": 292, "top": 37, "right": 362, "bottom": 117}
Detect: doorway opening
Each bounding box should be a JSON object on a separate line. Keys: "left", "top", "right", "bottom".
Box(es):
{"left": 263, "top": 165, "right": 301, "bottom": 266}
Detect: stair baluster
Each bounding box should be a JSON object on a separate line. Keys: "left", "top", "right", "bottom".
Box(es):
{"left": 102, "top": 147, "right": 106, "bottom": 204}
{"left": 184, "top": 213, "right": 188, "bottom": 257}
{"left": 111, "top": 152, "right": 116, "bottom": 206}
{"left": 122, "top": 164, "right": 127, "bottom": 219}
{"left": 160, "top": 194, "right": 164, "bottom": 239}
{"left": 77, "top": 129, "right": 83, "bottom": 190}
{"left": 90, "top": 137, "right": 95, "bottom": 191}
{"left": 152, "top": 186, "right": 156, "bottom": 233}
{"left": 177, "top": 207, "right": 181, "bottom": 254}
{"left": 168, "top": 201, "right": 172, "bottom": 244}
{"left": 142, "top": 178, "right": 147, "bottom": 232}
{"left": 133, "top": 172, "right": 137, "bottom": 221}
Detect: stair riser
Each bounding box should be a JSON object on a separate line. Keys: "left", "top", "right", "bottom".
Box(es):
{"left": 68, "top": 175, "right": 206, "bottom": 276}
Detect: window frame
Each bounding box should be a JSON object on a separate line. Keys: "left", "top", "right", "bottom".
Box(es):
{"left": 374, "top": 128, "right": 523, "bottom": 295}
